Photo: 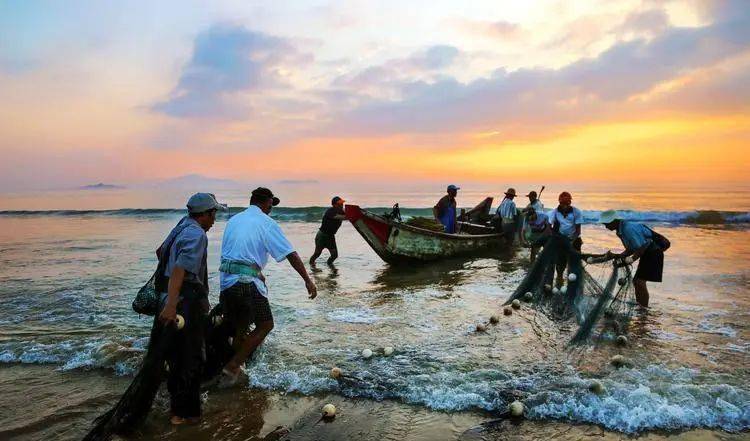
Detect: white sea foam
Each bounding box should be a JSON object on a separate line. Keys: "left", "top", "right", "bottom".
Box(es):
{"left": 529, "top": 365, "right": 750, "bottom": 433}
{"left": 327, "top": 308, "right": 382, "bottom": 324}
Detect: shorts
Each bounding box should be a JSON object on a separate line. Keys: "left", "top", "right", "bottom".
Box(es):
{"left": 219, "top": 282, "right": 273, "bottom": 334}
{"left": 315, "top": 230, "right": 337, "bottom": 250}
{"left": 635, "top": 245, "right": 664, "bottom": 282}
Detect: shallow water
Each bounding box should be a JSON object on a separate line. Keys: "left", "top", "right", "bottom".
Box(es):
{"left": 0, "top": 189, "right": 749, "bottom": 439}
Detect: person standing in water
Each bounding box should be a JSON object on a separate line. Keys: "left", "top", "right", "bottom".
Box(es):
{"left": 523, "top": 190, "right": 544, "bottom": 214}
{"left": 496, "top": 188, "right": 521, "bottom": 242}
{"left": 434, "top": 185, "right": 459, "bottom": 233}
{"left": 548, "top": 191, "right": 583, "bottom": 287}
{"left": 218, "top": 187, "right": 317, "bottom": 386}
{"left": 599, "top": 210, "right": 668, "bottom": 307}
{"left": 157, "top": 193, "right": 226, "bottom": 425}
{"left": 310, "top": 196, "right": 346, "bottom": 265}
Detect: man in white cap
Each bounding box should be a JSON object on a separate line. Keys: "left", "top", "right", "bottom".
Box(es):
{"left": 434, "top": 185, "right": 459, "bottom": 233}
{"left": 218, "top": 187, "right": 317, "bottom": 385}
{"left": 157, "top": 192, "right": 226, "bottom": 424}
{"left": 599, "top": 210, "right": 668, "bottom": 307}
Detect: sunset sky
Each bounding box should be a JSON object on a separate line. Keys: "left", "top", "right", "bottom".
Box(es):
{"left": 1, "top": 0, "right": 748, "bottom": 191}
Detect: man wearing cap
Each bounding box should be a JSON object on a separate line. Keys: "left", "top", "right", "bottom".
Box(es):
{"left": 523, "top": 191, "right": 544, "bottom": 214}
{"left": 496, "top": 188, "right": 521, "bottom": 242}
{"left": 218, "top": 187, "right": 317, "bottom": 385}
{"left": 157, "top": 192, "right": 226, "bottom": 425}
{"left": 434, "top": 185, "right": 459, "bottom": 233}
{"left": 310, "top": 196, "right": 347, "bottom": 265}
{"left": 549, "top": 191, "right": 583, "bottom": 287}
{"left": 600, "top": 210, "right": 667, "bottom": 307}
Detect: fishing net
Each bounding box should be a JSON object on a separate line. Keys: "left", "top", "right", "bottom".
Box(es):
{"left": 83, "top": 304, "right": 232, "bottom": 441}
{"left": 503, "top": 234, "right": 638, "bottom": 344}
{"left": 404, "top": 216, "right": 446, "bottom": 231}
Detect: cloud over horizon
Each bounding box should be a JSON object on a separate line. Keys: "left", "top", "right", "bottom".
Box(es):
{"left": 151, "top": 23, "right": 310, "bottom": 119}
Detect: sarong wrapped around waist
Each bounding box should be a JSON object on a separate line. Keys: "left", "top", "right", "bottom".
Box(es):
{"left": 219, "top": 259, "right": 263, "bottom": 282}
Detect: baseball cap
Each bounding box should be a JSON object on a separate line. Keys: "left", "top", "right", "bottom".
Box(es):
{"left": 251, "top": 187, "right": 280, "bottom": 206}
{"left": 186, "top": 193, "right": 227, "bottom": 214}
{"left": 526, "top": 191, "right": 537, "bottom": 198}
{"left": 331, "top": 196, "right": 345, "bottom": 205}
{"left": 447, "top": 184, "right": 460, "bottom": 191}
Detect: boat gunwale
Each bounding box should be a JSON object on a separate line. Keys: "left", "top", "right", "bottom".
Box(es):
{"left": 358, "top": 208, "right": 504, "bottom": 241}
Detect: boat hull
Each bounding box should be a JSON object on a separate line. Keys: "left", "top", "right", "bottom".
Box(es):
{"left": 345, "top": 205, "right": 505, "bottom": 264}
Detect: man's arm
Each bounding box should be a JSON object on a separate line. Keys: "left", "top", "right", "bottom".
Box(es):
{"left": 159, "top": 266, "right": 184, "bottom": 324}
{"left": 286, "top": 252, "right": 317, "bottom": 299}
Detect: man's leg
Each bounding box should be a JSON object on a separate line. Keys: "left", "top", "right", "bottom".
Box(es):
{"left": 530, "top": 246, "right": 538, "bottom": 263}
{"left": 225, "top": 321, "right": 273, "bottom": 374}
{"left": 224, "top": 285, "right": 275, "bottom": 376}
{"left": 310, "top": 231, "right": 325, "bottom": 264}
{"left": 634, "top": 278, "right": 649, "bottom": 307}
{"left": 309, "top": 246, "right": 323, "bottom": 265}
{"left": 168, "top": 294, "right": 207, "bottom": 422}
{"left": 555, "top": 252, "right": 567, "bottom": 288}
{"left": 327, "top": 247, "right": 338, "bottom": 265}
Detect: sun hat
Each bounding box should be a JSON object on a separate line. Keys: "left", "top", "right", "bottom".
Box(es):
{"left": 505, "top": 188, "right": 517, "bottom": 197}
{"left": 598, "top": 210, "right": 621, "bottom": 224}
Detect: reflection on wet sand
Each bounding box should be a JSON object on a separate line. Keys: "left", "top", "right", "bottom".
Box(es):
{"left": 311, "top": 264, "right": 341, "bottom": 296}
{"left": 369, "top": 258, "right": 476, "bottom": 292}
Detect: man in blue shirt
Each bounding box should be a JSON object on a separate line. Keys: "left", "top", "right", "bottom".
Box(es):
{"left": 157, "top": 192, "right": 226, "bottom": 425}
{"left": 496, "top": 188, "right": 521, "bottom": 242}
{"left": 549, "top": 191, "right": 583, "bottom": 287}
{"left": 599, "top": 210, "right": 666, "bottom": 307}
{"left": 434, "top": 185, "right": 459, "bottom": 233}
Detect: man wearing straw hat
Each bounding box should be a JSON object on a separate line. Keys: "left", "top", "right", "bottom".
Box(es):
{"left": 599, "top": 210, "right": 668, "bottom": 307}
{"left": 496, "top": 188, "right": 521, "bottom": 242}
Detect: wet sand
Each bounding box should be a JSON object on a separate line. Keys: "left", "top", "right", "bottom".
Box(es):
{"left": 2, "top": 365, "right": 747, "bottom": 441}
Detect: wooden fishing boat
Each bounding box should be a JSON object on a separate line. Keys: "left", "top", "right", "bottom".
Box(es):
{"left": 345, "top": 204, "right": 506, "bottom": 264}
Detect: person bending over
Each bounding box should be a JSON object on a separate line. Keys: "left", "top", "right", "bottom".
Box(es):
{"left": 600, "top": 210, "right": 667, "bottom": 307}
{"left": 310, "top": 196, "right": 346, "bottom": 265}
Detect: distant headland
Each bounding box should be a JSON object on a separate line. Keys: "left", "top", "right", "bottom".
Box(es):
{"left": 78, "top": 183, "right": 125, "bottom": 190}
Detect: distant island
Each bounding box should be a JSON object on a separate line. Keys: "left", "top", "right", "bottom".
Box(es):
{"left": 79, "top": 183, "right": 125, "bottom": 190}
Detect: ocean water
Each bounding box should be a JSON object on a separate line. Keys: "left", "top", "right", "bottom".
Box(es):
{"left": 0, "top": 188, "right": 749, "bottom": 438}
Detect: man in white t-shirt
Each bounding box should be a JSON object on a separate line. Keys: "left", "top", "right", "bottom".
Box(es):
{"left": 548, "top": 191, "right": 583, "bottom": 287}
{"left": 218, "top": 187, "right": 317, "bottom": 384}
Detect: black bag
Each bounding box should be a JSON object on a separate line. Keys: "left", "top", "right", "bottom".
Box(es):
{"left": 132, "top": 221, "right": 188, "bottom": 315}
{"left": 648, "top": 227, "right": 671, "bottom": 252}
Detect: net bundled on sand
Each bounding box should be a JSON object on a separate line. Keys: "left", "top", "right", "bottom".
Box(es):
{"left": 503, "top": 234, "right": 637, "bottom": 344}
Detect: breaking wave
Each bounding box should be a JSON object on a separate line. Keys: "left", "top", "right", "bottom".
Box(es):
{"left": 1, "top": 207, "right": 748, "bottom": 226}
